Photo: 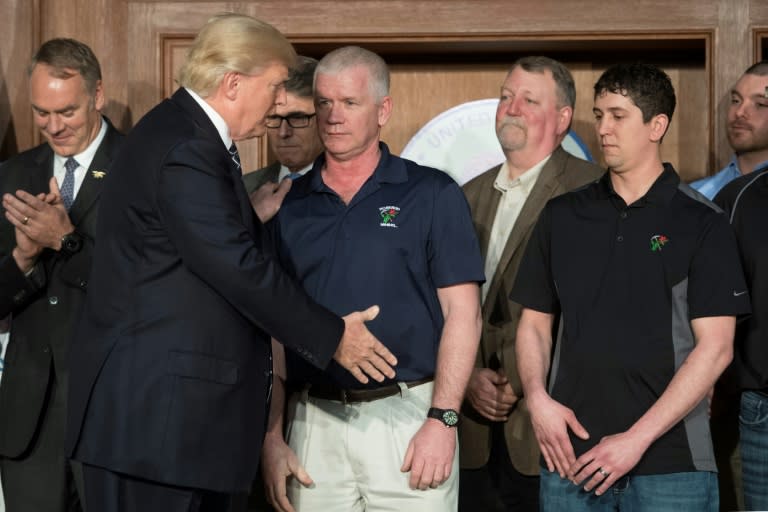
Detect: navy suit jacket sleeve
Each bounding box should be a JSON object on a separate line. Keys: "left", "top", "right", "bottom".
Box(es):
{"left": 157, "top": 138, "right": 342, "bottom": 367}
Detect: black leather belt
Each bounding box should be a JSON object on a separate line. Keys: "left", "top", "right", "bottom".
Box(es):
{"left": 306, "top": 377, "right": 433, "bottom": 403}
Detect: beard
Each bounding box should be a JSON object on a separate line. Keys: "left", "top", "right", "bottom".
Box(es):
{"left": 727, "top": 122, "right": 768, "bottom": 153}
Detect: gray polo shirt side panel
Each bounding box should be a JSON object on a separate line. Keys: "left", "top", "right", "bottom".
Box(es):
{"left": 675, "top": 183, "right": 721, "bottom": 472}
{"left": 548, "top": 313, "right": 565, "bottom": 394}
{"left": 671, "top": 276, "right": 716, "bottom": 472}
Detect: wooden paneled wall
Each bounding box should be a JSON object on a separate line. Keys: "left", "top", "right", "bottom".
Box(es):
{"left": 2, "top": 0, "right": 768, "bottom": 179}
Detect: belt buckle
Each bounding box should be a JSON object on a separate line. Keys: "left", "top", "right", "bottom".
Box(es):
{"left": 340, "top": 388, "right": 348, "bottom": 405}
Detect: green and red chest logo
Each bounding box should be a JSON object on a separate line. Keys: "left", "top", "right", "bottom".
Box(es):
{"left": 379, "top": 206, "right": 401, "bottom": 228}
{"left": 650, "top": 234, "right": 670, "bottom": 252}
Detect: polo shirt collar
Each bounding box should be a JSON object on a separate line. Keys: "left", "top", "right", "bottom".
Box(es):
{"left": 304, "top": 142, "right": 407, "bottom": 195}
{"left": 597, "top": 163, "right": 680, "bottom": 206}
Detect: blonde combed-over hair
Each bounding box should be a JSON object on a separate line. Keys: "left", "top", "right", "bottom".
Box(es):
{"left": 178, "top": 13, "right": 296, "bottom": 97}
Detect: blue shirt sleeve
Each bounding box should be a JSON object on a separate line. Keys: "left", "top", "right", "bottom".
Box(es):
{"left": 427, "top": 178, "right": 485, "bottom": 288}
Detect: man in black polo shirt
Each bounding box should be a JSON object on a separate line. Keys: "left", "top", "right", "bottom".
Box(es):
{"left": 715, "top": 165, "right": 768, "bottom": 510}
{"left": 260, "top": 46, "right": 484, "bottom": 511}
{"left": 513, "top": 63, "right": 750, "bottom": 511}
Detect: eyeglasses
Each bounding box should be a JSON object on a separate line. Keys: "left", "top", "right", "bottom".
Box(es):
{"left": 265, "top": 113, "right": 316, "bottom": 129}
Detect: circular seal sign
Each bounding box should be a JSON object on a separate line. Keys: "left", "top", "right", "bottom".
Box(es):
{"left": 401, "top": 98, "right": 593, "bottom": 185}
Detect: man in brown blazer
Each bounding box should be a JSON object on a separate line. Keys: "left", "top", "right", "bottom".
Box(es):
{"left": 459, "top": 56, "right": 603, "bottom": 511}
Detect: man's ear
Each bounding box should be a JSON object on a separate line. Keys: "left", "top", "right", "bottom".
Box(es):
{"left": 220, "top": 72, "right": 240, "bottom": 101}
{"left": 649, "top": 113, "right": 670, "bottom": 143}
{"left": 556, "top": 105, "right": 573, "bottom": 137}
{"left": 378, "top": 96, "right": 393, "bottom": 127}
{"left": 92, "top": 80, "right": 105, "bottom": 111}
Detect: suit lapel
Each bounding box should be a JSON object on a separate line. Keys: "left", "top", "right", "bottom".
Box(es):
{"left": 30, "top": 147, "right": 55, "bottom": 194}
{"left": 228, "top": 143, "right": 260, "bottom": 240}
{"left": 483, "top": 147, "right": 569, "bottom": 309}
{"left": 471, "top": 165, "right": 503, "bottom": 258}
{"left": 68, "top": 122, "right": 121, "bottom": 224}
{"left": 171, "top": 89, "right": 260, "bottom": 239}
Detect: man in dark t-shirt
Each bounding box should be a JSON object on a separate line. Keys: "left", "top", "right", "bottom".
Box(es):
{"left": 513, "top": 63, "right": 750, "bottom": 511}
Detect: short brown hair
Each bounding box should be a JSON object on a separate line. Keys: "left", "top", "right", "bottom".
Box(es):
{"left": 29, "top": 38, "right": 102, "bottom": 97}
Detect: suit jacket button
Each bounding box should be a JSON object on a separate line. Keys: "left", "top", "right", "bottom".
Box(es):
{"left": 48, "top": 296, "right": 59, "bottom": 305}
{"left": 42, "top": 346, "right": 50, "bottom": 353}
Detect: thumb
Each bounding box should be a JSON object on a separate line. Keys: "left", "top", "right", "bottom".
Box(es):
{"left": 274, "top": 176, "right": 292, "bottom": 199}
{"left": 490, "top": 371, "right": 509, "bottom": 385}
{"left": 47, "top": 177, "right": 62, "bottom": 204}
{"left": 567, "top": 415, "right": 590, "bottom": 440}
{"left": 49, "top": 176, "right": 61, "bottom": 195}
{"left": 360, "top": 304, "right": 380, "bottom": 321}
{"left": 291, "top": 462, "right": 314, "bottom": 488}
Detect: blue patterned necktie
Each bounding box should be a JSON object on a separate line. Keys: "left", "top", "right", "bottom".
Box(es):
{"left": 61, "top": 157, "right": 78, "bottom": 211}
{"left": 228, "top": 144, "right": 241, "bottom": 173}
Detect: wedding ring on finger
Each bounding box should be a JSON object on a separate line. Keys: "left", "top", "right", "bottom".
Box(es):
{"left": 597, "top": 468, "right": 609, "bottom": 477}
{"left": 22, "top": 216, "right": 29, "bottom": 225}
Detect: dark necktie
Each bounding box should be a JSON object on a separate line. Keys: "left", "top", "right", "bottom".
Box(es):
{"left": 61, "top": 157, "right": 78, "bottom": 211}
{"left": 228, "top": 144, "right": 241, "bottom": 173}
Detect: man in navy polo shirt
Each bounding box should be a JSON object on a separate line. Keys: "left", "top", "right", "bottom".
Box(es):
{"left": 514, "top": 63, "right": 750, "bottom": 511}
{"left": 260, "top": 46, "right": 484, "bottom": 512}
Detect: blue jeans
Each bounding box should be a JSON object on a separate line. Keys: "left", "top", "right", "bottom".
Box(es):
{"left": 740, "top": 390, "right": 768, "bottom": 510}
{"left": 539, "top": 468, "right": 718, "bottom": 511}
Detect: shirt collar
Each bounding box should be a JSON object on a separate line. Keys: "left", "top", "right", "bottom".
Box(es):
{"left": 278, "top": 163, "right": 312, "bottom": 182}
{"left": 729, "top": 154, "right": 768, "bottom": 175}
{"left": 185, "top": 87, "right": 232, "bottom": 149}
{"left": 597, "top": 163, "right": 680, "bottom": 206}
{"left": 493, "top": 154, "right": 550, "bottom": 194}
{"left": 306, "top": 142, "right": 407, "bottom": 194}
{"left": 53, "top": 115, "right": 107, "bottom": 171}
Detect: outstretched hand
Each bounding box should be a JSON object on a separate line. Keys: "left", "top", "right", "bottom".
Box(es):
{"left": 335, "top": 305, "right": 397, "bottom": 384}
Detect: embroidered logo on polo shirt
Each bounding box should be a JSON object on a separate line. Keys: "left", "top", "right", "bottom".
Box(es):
{"left": 650, "top": 234, "right": 669, "bottom": 252}
{"left": 379, "top": 206, "right": 400, "bottom": 228}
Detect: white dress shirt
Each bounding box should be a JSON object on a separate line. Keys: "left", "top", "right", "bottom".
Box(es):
{"left": 481, "top": 155, "right": 549, "bottom": 303}
{"left": 53, "top": 117, "right": 108, "bottom": 199}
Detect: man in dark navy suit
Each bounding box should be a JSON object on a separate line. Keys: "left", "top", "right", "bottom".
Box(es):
{"left": 0, "top": 38, "right": 123, "bottom": 511}
{"left": 65, "top": 14, "right": 396, "bottom": 512}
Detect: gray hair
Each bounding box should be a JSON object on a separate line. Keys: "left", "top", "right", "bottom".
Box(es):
{"left": 315, "top": 46, "right": 390, "bottom": 102}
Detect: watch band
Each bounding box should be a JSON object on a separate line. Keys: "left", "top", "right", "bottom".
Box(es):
{"left": 427, "top": 407, "right": 460, "bottom": 427}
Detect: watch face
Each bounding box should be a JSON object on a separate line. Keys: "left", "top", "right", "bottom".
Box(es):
{"left": 442, "top": 410, "right": 459, "bottom": 426}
